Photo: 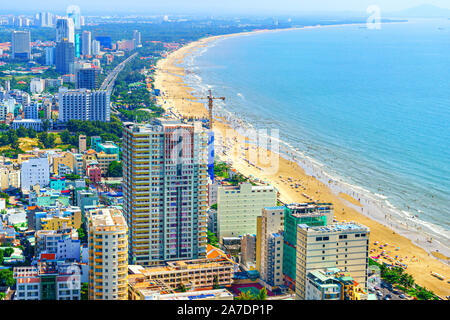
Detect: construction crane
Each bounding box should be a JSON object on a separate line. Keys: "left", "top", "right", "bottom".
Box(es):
{"left": 158, "top": 89, "right": 225, "bottom": 129}
{"left": 203, "top": 89, "right": 225, "bottom": 130}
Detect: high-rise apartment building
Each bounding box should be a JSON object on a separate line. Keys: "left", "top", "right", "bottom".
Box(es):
{"left": 45, "top": 47, "right": 55, "bottom": 66}
{"left": 216, "top": 183, "right": 277, "bottom": 239}
{"left": 122, "top": 119, "right": 210, "bottom": 266}
{"left": 295, "top": 222, "right": 370, "bottom": 300}
{"left": 257, "top": 206, "right": 285, "bottom": 289}
{"left": 283, "top": 203, "right": 333, "bottom": 289}
{"left": 58, "top": 88, "right": 110, "bottom": 122}
{"left": 87, "top": 208, "right": 128, "bottom": 300}
{"left": 81, "top": 31, "right": 91, "bottom": 56}
{"left": 132, "top": 30, "right": 141, "bottom": 48}
{"left": 55, "top": 40, "right": 75, "bottom": 74}
{"left": 11, "top": 30, "right": 31, "bottom": 60}
{"left": 67, "top": 5, "right": 82, "bottom": 30}
{"left": 92, "top": 40, "right": 101, "bottom": 55}
{"left": 56, "top": 17, "right": 75, "bottom": 43}
{"left": 39, "top": 12, "right": 54, "bottom": 27}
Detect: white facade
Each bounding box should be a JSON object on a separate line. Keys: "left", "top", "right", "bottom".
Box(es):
{"left": 92, "top": 40, "right": 101, "bottom": 55}
{"left": 12, "top": 119, "right": 43, "bottom": 132}
{"left": 30, "top": 78, "right": 45, "bottom": 95}
{"left": 57, "top": 237, "right": 81, "bottom": 261}
{"left": 295, "top": 223, "right": 370, "bottom": 300}
{"left": 258, "top": 206, "right": 285, "bottom": 288}
{"left": 58, "top": 88, "right": 110, "bottom": 122}
{"left": 20, "top": 156, "right": 50, "bottom": 192}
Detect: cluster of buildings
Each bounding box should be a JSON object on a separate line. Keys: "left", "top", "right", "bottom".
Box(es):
{"left": 208, "top": 183, "right": 372, "bottom": 300}
{"left": 1, "top": 111, "right": 373, "bottom": 301}
{"left": 0, "top": 135, "right": 120, "bottom": 193}
{"left": 2, "top": 9, "right": 145, "bottom": 126}
{"left": 0, "top": 86, "right": 46, "bottom": 130}
{"left": 0, "top": 85, "right": 110, "bottom": 132}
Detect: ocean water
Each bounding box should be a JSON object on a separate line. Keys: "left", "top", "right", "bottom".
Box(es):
{"left": 180, "top": 20, "right": 450, "bottom": 253}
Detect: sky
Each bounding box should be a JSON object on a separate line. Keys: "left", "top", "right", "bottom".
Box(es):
{"left": 2, "top": 0, "right": 450, "bottom": 15}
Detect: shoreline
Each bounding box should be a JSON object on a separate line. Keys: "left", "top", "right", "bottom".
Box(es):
{"left": 153, "top": 24, "right": 450, "bottom": 297}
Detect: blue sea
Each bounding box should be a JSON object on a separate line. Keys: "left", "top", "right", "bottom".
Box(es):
{"left": 180, "top": 19, "right": 450, "bottom": 253}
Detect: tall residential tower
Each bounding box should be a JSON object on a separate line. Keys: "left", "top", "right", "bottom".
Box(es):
{"left": 122, "top": 119, "right": 210, "bottom": 266}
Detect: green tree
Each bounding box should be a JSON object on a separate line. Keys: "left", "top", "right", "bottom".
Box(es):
{"left": 415, "top": 286, "right": 436, "bottom": 300}
{"left": 2, "top": 247, "right": 14, "bottom": 258}
{"left": 255, "top": 287, "right": 268, "bottom": 300}
{"left": 207, "top": 230, "right": 219, "bottom": 247}
{"left": 16, "top": 126, "right": 27, "bottom": 138}
{"left": 81, "top": 283, "right": 88, "bottom": 300}
{"left": 7, "top": 130, "right": 18, "bottom": 146}
{"left": 60, "top": 129, "right": 72, "bottom": 145}
{"left": 38, "top": 132, "right": 49, "bottom": 148}
{"left": 27, "top": 128, "right": 37, "bottom": 138}
{"left": 0, "top": 269, "right": 15, "bottom": 288}
{"left": 47, "top": 133, "right": 56, "bottom": 148}
{"left": 399, "top": 273, "right": 414, "bottom": 288}
{"left": 42, "top": 120, "right": 50, "bottom": 131}
{"left": 235, "top": 290, "right": 256, "bottom": 300}
{"left": 77, "top": 227, "right": 87, "bottom": 243}
{"left": 107, "top": 161, "right": 122, "bottom": 177}
{"left": 65, "top": 174, "right": 81, "bottom": 181}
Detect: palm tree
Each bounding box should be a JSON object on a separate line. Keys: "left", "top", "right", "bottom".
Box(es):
{"left": 235, "top": 290, "right": 256, "bottom": 300}
{"left": 255, "top": 287, "right": 268, "bottom": 300}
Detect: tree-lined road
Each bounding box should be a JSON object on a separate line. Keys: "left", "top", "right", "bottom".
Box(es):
{"left": 100, "top": 52, "right": 139, "bottom": 91}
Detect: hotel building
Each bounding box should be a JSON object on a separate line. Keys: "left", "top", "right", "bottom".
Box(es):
{"left": 283, "top": 203, "right": 332, "bottom": 289}
{"left": 122, "top": 120, "right": 210, "bottom": 266}
{"left": 295, "top": 222, "right": 370, "bottom": 300}
{"left": 58, "top": 88, "right": 110, "bottom": 122}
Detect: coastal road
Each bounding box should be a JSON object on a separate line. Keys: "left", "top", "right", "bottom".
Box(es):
{"left": 100, "top": 52, "right": 139, "bottom": 92}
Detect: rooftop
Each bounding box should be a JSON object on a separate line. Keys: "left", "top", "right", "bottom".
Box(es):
{"left": 298, "top": 222, "right": 369, "bottom": 233}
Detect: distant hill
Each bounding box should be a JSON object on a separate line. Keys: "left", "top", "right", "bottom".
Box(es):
{"left": 390, "top": 4, "right": 450, "bottom": 18}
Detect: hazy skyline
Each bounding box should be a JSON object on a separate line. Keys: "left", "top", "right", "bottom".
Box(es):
{"left": 1, "top": 0, "right": 450, "bottom": 15}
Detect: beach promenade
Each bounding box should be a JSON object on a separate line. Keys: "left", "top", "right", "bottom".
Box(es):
{"left": 153, "top": 26, "right": 450, "bottom": 297}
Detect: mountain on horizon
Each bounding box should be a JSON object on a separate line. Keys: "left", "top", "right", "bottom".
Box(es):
{"left": 390, "top": 4, "right": 450, "bottom": 18}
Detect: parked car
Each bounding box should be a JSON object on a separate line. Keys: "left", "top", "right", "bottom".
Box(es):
{"left": 399, "top": 294, "right": 406, "bottom": 299}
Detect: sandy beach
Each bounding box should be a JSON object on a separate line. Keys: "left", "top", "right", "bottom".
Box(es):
{"left": 153, "top": 25, "right": 450, "bottom": 298}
